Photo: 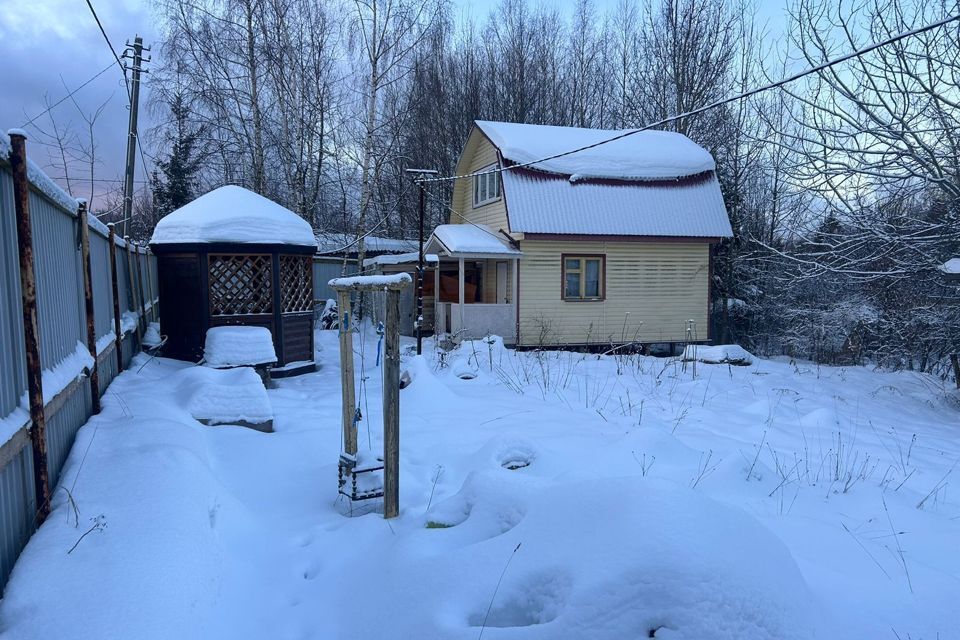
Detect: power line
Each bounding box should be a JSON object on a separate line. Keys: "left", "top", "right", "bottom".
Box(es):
{"left": 420, "top": 11, "right": 960, "bottom": 185}
{"left": 84, "top": 0, "right": 126, "bottom": 78}
{"left": 19, "top": 61, "right": 116, "bottom": 129}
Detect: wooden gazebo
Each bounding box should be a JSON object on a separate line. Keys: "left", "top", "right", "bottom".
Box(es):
{"left": 149, "top": 186, "right": 317, "bottom": 376}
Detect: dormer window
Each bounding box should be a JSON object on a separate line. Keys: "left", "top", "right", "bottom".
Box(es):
{"left": 473, "top": 164, "right": 501, "bottom": 207}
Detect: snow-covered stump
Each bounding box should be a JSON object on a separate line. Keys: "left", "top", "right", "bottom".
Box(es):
{"left": 329, "top": 273, "right": 411, "bottom": 519}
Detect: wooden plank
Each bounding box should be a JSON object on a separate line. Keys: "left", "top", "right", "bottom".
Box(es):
{"left": 383, "top": 289, "right": 401, "bottom": 519}
{"left": 337, "top": 291, "right": 357, "bottom": 456}
{"left": 8, "top": 131, "right": 50, "bottom": 523}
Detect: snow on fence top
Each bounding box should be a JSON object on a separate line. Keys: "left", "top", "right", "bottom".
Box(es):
{"left": 1, "top": 131, "right": 85, "bottom": 216}
{"left": 150, "top": 185, "right": 316, "bottom": 247}
{"left": 328, "top": 273, "right": 412, "bottom": 290}
{"left": 475, "top": 120, "right": 715, "bottom": 181}
{"left": 430, "top": 224, "right": 521, "bottom": 256}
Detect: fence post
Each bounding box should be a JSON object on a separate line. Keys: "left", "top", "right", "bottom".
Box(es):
{"left": 7, "top": 130, "right": 51, "bottom": 523}
{"left": 108, "top": 224, "right": 124, "bottom": 372}
{"left": 133, "top": 243, "right": 147, "bottom": 333}
{"left": 78, "top": 200, "right": 100, "bottom": 414}
{"left": 123, "top": 237, "right": 142, "bottom": 344}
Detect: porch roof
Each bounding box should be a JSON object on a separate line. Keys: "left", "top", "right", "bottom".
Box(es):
{"left": 426, "top": 224, "right": 521, "bottom": 259}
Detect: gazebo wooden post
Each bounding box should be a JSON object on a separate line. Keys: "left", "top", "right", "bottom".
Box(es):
{"left": 329, "top": 274, "right": 411, "bottom": 519}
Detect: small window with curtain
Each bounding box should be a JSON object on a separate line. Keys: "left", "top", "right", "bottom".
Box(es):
{"left": 472, "top": 164, "right": 501, "bottom": 207}
{"left": 562, "top": 255, "right": 605, "bottom": 301}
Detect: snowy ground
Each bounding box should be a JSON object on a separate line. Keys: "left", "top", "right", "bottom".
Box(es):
{"left": 1, "top": 326, "right": 959, "bottom": 639}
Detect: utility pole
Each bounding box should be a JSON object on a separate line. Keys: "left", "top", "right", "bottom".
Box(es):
{"left": 121, "top": 36, "right": 150, "bottom": 237}
{"left": 405, "top": 168, "right": 437, "bottom": 355}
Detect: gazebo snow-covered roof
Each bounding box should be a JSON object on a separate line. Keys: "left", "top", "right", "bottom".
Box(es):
{"left": 150, "top": 185, "right": 316, "bottom": 248}
{"left": 149, "top": 186, "right": 316, "bottom": 375}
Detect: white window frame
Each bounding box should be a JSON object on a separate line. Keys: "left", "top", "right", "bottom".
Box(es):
{"left": 472, "top": 164, "right": 501, "bottom": 208}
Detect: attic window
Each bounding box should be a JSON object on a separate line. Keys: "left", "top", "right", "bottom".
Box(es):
{"left": 473, "top": 164, "right": 501, "bottom": 207}
{"left": 562, "top": 255, "right": 605, "bottom": 301}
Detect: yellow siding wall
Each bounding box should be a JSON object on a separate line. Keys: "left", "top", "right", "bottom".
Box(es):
{"left": 451, "top": 132, "right": 510, "bottom": 232}
{"left": 517, "top": 240, "right": 710, "bottom": 346}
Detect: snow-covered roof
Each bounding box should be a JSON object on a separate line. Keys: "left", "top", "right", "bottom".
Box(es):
{"left": 501, "top": 170, "right": 732, "bottom": 238}
{"left": 428, "top": 224, "right": 522, "bottom": 257}
{"left": 362, "top": 251, "right": 439, "bottom": 268}
{"left": 316, "top": 233, "right": 417, "bottom": 255}
{"left": 150, "top": 185, "right": 316, "bottom": 247}
{"left": 475, "top": 121, "right": 715, "bottom": 181}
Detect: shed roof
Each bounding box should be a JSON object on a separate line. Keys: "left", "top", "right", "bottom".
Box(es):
{"left": 427, "top": 224, "right": 522, "bottom": 257}
{"left": 475, "top": 120, "right": 715, "bottom": 181}
{"left": 150, "top": 185, "right": 316, "bottom": 247}
{"left": 501, "top": 170, "right": 733, "bottom": 238}
{"left": 316, "top": 233, "right": 417, "bottom": 255}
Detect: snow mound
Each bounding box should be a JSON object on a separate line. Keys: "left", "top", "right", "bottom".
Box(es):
{"left": 150, "top": 185, "right": 316, "bottom": 247}
{"left": 682, "top": 344, "right": 754, "bottom": 365}
{"left": 174, "top": 366, "right": 272, "bottom": 426}
{"left": 203, "top": 325, "right": 277, "bottom": 367}
{"left": 142, "top": 322, "right": 162, "bottom": 348}
{"left": 476, "top": 120, "right": 715, "bottom": 181}
{"left": 328, "top": 273, "right": 412, "bottom": 289}
{"left": 409, "top": 475, "right": 819, "bottom": 639}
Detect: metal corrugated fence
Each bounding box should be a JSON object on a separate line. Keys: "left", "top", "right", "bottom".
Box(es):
{"left": 0, "top": 153, "right": 154, "bottom": 593}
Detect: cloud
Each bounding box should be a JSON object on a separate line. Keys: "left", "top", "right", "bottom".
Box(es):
{"left": 0, "top": 0, "right": 159, "bottom": 210}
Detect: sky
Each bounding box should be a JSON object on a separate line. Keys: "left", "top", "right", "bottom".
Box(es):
{"left": 0, "top": 0, "right": 793, "bottom": 211}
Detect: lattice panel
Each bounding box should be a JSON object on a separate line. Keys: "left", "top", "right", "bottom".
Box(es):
{"left": 209, "top": 254, "right": 273, "bottom": 316}
{"left": 280, "top": 255, "right": 313, "bottom": 313}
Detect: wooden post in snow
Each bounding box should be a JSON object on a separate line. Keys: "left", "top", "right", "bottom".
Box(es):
{"left": 336, "top": 289, "right": 357, "bottom": 457}
{"left": 329, "top": 274, "right": 411, "bottom": 519}
{"left": 7, "top": 130, "right": 51, "bottom": 523}
{"left": 383, "top": 288, "right": 401, "bottom": 519}
{"left": 78, "top": 200, "right": 101, "bottom": 414}
{"left": 108, "top": 224, "right": 124, "bottom": 372}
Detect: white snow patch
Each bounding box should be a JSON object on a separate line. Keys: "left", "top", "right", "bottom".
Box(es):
{"left": 1, "top": 133, "right": 83, "bottom": 214}
{"left": 150, "top": 185, "right": 316, "bottom": 247}
{"left": 939, "top": 257, "right": 960, "bottom": 274}
{"left": 176, "top": 366, "right": 272, "bottom": 425}
{"left": 96, "top": 331, "right": 116, "bottom": 355}
{"left": 203, "top": 326, "right": 277, "bottom": 367}
{"left": 476, "top": 120, "right": 715, "bottom": 181}
{"left": 682, "top": 344, "right": 754, "bottom": 365}
{"left": 329, "top": 273, "right": 412, "bottom": 288}
{"left": 0, "top": 407, "right": 29, "bottom": 447}
{"left": 142, "top": 323, "right": 162, "bottom": 348}
{"left": 120, "top": 310, "right": 139, "bottom": 335}
{"left": 363, "top": 252, "right": 439, "bottom": 267}
{"left": 20, "top": 341, "right": 95, "bottom": 406}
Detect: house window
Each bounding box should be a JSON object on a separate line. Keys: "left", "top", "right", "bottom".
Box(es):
{"left": 562, "top": 255, "right": 604, "bottom": 301}
{"left": 473, "top": 164, "right": 501, "bottom": 207}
